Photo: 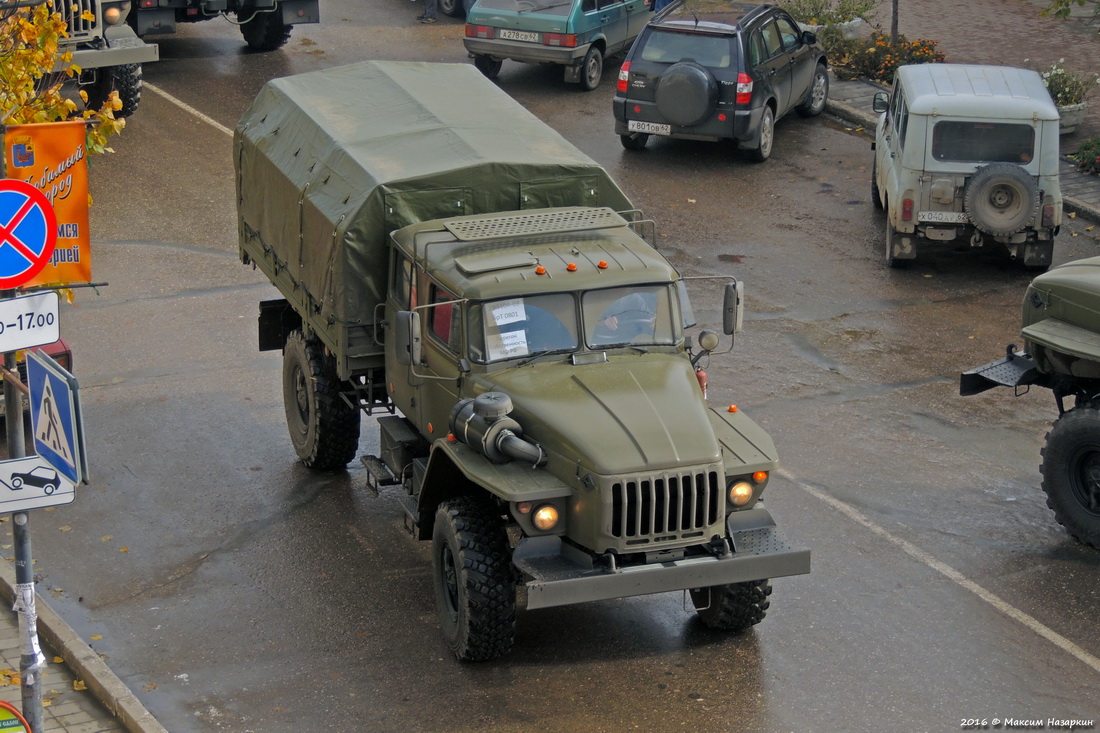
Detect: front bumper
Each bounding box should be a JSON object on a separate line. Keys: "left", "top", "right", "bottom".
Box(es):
{"left": 464, "top": 37, "right": 587, "bottom": 66}
{"left": 64, "top": 27, "right": 158, "bottom": 71}
{"left": 514, "top": 506, "right": 809, "bottom": 610}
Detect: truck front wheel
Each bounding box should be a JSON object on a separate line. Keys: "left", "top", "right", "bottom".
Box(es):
{"left": 84, "top": 64, "right": 143, "bottom": 119}
{"left": 241, "top": 8, "right": 292, "bottom": 51}
{"left": 282, "top": 330, "right": 360, "bottom": 470}
{"left": 432, "top": 497, "right": 516, "bottom": 661}
{"left": 690, "top": 579, "right": 771, "bottom": 631}
{"left": 1040, "top": 407, "right": 1100, "bottom": 548}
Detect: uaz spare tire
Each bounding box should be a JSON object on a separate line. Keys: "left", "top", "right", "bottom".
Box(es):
{"left": 963, "top": 163, "right": 1040, "bottom": 236}
{"left": 655, "top": 63, "right": 718, "bottom": 128}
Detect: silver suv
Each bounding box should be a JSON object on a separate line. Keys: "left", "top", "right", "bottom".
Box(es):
{"left": 872, "top": 64, "right": 1062, "bottom": 270}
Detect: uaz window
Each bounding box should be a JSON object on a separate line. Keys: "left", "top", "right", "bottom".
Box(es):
{"left": 932, "top": 121, "right": 1035, "bottom": 163}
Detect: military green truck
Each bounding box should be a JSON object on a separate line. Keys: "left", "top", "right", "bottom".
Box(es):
{"left": 51, "top": 0, "right": 159, "bottom": 117}
{"left": 127, "top": 0, "right": 319, "bottom": 52}
{"left": 961, "top": 256, "right": 1100, "bottom": 549}
{"left": 236, "top": 60, "right": 810, "bottom": 660}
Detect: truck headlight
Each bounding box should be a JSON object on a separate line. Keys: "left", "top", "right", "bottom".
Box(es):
{"left": 103, "top": 1, "right": 132, "bottom": 25}
{"left": 532, "top": 505, "right": 559, "bottom": 530}
{"left": 728, "top": 481, "right": 753, "bottom": 507}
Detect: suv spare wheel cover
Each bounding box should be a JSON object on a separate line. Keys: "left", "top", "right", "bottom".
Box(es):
{"left": 655, "top": 63, "right": 718, "bottom": 127}
{"left": 963, "top": 163, "right": 1040, "bottom": 236}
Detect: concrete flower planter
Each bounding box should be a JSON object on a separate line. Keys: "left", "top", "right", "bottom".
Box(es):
{"left": 1059, "top": 101, "right": 1087, "bottom": 135}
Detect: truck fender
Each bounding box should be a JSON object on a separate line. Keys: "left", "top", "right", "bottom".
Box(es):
{"left": 414, "top": 440, "right": 571, "bottom": 540}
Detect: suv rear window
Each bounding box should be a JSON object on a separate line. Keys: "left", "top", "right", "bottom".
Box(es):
{"left": 639, "top": 30, "right": 732, "bottom": 68}
{"left": 932, "top": 121, "right": 1035, "bottom": 163}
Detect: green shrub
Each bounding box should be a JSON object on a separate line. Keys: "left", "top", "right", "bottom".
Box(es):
{"left": 777, "top": 0, "right": 875, "bottom": 25}
{"left": 829, "top": 31, "right": 947, "bottom": 84}
{"left": 1074, "top": 137, "right": 1100, "bottom": 176}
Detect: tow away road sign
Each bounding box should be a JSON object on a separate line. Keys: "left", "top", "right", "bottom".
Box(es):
{"left": 27, "top": 349, "right": 86, "bottom": 485}
{"left": 0, "top": 455, "right": 74, "bottom": 513}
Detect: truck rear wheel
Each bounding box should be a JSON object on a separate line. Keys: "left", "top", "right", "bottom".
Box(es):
{"left": 84, "top": 64, "right": 143, "bottom": 119}
{"left": 432, "top": 497, "right": 516, "bottom": 661}
{"left": 690, "top": 579, "right": 771, "bottom": 631}
{"left": 1040, "top": 407, "right": 1100, "bottom": 548}
{"left": 282, "top": 330, "right": 360, "bottom": 470}
{"left": 241, "top": 8, "right": 291, "bottom": 51}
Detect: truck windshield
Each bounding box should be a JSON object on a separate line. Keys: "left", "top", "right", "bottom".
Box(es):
{"left": 469, "top": 293, "right": 579, "bottom": 363}
{"left": 584, "top": 285, "right": 676, "bottom": 348}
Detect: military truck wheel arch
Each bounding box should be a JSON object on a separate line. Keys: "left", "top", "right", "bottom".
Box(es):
{"left": 241, "top": 9, "right": 292, "bottom": 51}
{"left": 964, "top": 163, "right": 1040, "bottom": 237}
{"left": 1040, "top": 407, "right": 1100, "bottom": 549}
{"left": 432, "top": 496, "right": 517, "bottom": 661}
{"left": 282, "top": 330, "right": 361, "bottom": 469}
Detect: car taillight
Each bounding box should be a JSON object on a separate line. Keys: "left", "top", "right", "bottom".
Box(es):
{"left": 736, "top": 72, "right": 753, "bottom": 104}
{"left": 901, "top": 198, "right": 914, "bottom": 221}
{"left": 466, "top": 24, "right": 494, "bottom": 39}
{"left": 1042, "top": 204, "right": 1055, "bottom": 227}
{"left": 617, "top": 61, "right": 631, "bottom": 93}
{"left": 543, "top": 33, "right": 576, "bottom": 47}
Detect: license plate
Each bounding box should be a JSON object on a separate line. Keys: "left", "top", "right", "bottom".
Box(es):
{"left": 498, "top": 29, "right": 539, "bottom": 42}
{"left": 628, "top": 120, "right": 671, "bottom": 135}
{"left": 918, "top": 210, "right": 968, "bottom": 224}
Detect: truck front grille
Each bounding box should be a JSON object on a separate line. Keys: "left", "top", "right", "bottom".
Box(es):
{"left": 610, "top": 470, "right": 721, "bottom": 542}
{"left": 52, "top": 0, "right": 98, "bottom": 40}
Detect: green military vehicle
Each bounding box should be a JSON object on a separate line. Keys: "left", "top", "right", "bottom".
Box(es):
{"left": 961, "top": 256, "right": 1100, "bottom": 549}
{"left": 236, "top": 61, "right": 810, "bottom": 660}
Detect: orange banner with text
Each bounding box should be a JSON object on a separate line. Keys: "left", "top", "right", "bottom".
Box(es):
{"left": 4, "top": 121, "right": 91, "bottom": 287}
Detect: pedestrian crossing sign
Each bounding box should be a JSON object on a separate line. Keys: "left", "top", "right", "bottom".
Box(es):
{"left": 27, "top": 349, "right": 87, "bottom": 485}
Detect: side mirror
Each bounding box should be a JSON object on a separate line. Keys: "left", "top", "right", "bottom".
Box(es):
{"left": 723, "top": 280, "right": 744, "bottom": 335}
{"left": 394, "top": 310, "right": 422, "bottom": 366}
{"left": 872, "top": 91, "right": 889, "bottom": 114}
{"left": 802, "top": 30, "right": 817, "bottom": 45}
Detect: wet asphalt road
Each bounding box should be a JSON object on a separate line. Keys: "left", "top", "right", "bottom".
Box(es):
{"left": 6, "top": 1, "right": 1099, "bottom": 730}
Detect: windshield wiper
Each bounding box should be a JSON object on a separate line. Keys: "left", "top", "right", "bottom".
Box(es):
{"left": 515, "top": 349, "right": 569, "bottom": 367}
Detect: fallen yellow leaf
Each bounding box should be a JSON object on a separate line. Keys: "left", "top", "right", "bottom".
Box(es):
{"left": 1069, "top": 211, "right": 1077, "bottom": 218}
{"left": 73, "top": 680, "right": 86, "bottom": 691}
{"left": 58, "top": 526, "right": 72, "bottom": 533}
{"left": 120, "top": 547, "right": 129, "bottom": 553}
{"left": 101, "top": 536, "right": 112, "bottom": 542}
{"left": 90, "top": 635, "right": 102, "bottom": 641}
{"left": 53, "top": 657, "right": 63, "bottom": 664}
{"left": 687, "top": 199, "right": 696, "bottom": 204}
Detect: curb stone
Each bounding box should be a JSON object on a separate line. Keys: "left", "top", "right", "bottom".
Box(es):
{"left": 0, "top": 561, "right": 167, "bottom": 733}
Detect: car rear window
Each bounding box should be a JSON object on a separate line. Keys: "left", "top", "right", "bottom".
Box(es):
{"left": 639, "top": 29, "right": 733, "bottom": 68}
{"left": 476, "top": 0, "right": 572, "bottom": 15}
{"left": 931, "top": 121, "right": 1035, "bottom": 163}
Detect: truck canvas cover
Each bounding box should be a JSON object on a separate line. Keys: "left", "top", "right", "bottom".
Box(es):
{"left": 235, "top": 60, "right": 634, "bottom": 360}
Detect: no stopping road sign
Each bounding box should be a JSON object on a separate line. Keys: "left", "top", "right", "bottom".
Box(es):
{"left": 0, "top": 179, "right": 57, "bottom": 289}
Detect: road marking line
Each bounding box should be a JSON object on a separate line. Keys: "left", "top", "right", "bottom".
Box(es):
{"left": 781, "top": 467, "right": 1100, "bottom": 674}
{"left": 144, "top": 83, "right": 235, "bottom": 138}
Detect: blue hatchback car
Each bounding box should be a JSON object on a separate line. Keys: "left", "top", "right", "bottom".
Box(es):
{"left": 464, "top": 0, "right": 651, "bottom": 90}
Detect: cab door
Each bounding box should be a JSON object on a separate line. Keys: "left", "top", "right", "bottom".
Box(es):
{"left": 416, "top": 281, "right": 464, "bottom": 442}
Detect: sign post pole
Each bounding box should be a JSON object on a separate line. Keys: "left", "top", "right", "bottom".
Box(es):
{"left": 1, "top": 289, "right": 42, "bottom": 733}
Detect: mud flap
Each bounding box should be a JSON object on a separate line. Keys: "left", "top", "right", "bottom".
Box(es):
{"left": 1023, "top": 240, "right": 1054, "bottom": 268}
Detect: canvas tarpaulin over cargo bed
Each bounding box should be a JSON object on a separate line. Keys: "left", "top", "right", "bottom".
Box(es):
{"left": 235, "top": 60, "right": 635, "bottom": 362}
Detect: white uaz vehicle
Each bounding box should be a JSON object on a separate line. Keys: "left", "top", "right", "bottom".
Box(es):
{"left": 871, "top": 64, "right": 1062, "bottom": 270}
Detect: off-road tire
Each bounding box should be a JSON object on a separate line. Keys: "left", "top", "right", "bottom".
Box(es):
{"left": 241, "top": 9, "right": 292, "bottom": 51}
{"left": 796, "top": 62, "right": 829, "bottom": 117}
{"left": 85, "top": 64, "right": 143, "bottom": 119}
{"left": 748, "top": 105, "right": 775, "bottom": 163}
{"left": 432, "top": 497, "right": 516, "bottom": 661}
{"left": 963, "top": 163, "right": 1040, "bottom": 236}
{"left": 871, "top": 156, "right": 883, "bottom": 210}
{"left": 1040, "top": 407, "right": 1100, "bottom": 548}
{"left": 620, "top": 133, "right": 649, "bottom": 151}
{"left": 282, "top": 330, "right": 360, "bottom": 469}
{"left": 474, "top": 55, "right": 503, "bottom": 79}
{"left": 579, "top": 45, "right": 604, "bottom": 91}
{"left": 690, "top": 579, "right": 772, "bottom": 631}
{"left": 656, "top": 62, "right": 717, "bottom": 126}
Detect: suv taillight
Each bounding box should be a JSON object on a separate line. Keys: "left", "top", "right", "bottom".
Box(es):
{"left": 617, "top": 61, "right": 631, "bottom": 93}
{"left": 736, "top": 73, "right": 753, "bottom": 104}
{"left": 466, "top": 24, "right": 494, "bottom": 39}
{"left": 901, "top": 198, "right": 914, "bottom": 221}
{"left": 1042, "top": 204, "right": 1055, "bottom": 228}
